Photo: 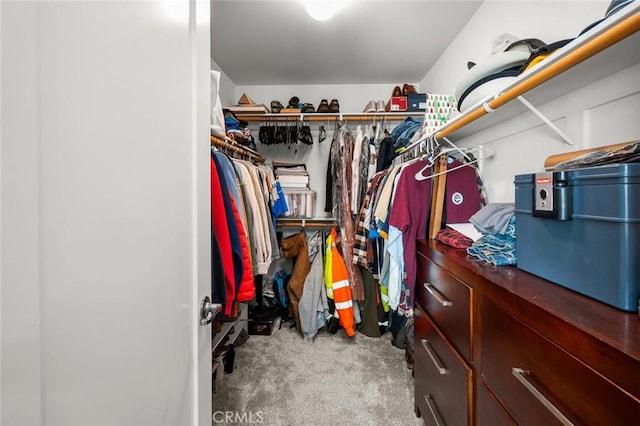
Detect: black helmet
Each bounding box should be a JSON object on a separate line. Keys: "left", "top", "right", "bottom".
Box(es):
{"left": 605, "top": 0, "right": 635, "bottom": 18}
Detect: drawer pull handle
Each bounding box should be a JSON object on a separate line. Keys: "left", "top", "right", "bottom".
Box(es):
{"left": 424, "top": 283, "right": 452, "bottom": 307}
{"left": 512, "top": 368, "right": 574, "bottom": 426}
{"left": 421, "top": 339, "right": 447, "bottom": 375}
{"left": 424, "top": 394, "right": 446, "bottom": 426}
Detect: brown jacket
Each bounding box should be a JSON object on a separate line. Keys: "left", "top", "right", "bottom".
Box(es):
{"left": 280, "top": 233, "right": 310, "bottom": 331}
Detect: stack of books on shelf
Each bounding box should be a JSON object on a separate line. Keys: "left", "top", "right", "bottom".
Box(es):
{"left": 273, "top": 162, "right": 315, "bottom": 218}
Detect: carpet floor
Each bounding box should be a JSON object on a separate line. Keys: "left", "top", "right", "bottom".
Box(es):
{"left": 213, "top": 322, "right": 423, "bottom": 426}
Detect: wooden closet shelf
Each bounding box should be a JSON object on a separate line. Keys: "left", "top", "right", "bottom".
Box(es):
{"left": 236, "top": 112, "right": 424, "bottom": 122}
{"left": 276, "top": 217, "right": 336, "bottom": 228}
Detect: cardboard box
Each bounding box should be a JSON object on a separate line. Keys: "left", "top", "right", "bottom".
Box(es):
{"left": 390, "top": 96, "right": 407, "bottom": 112}
{"left": 407, "top": 93, "right": 427, "bottom": 111}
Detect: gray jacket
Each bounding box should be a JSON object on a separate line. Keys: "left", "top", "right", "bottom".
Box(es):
{"left": 298, "top": 232, "right": 329, "bottom": 340}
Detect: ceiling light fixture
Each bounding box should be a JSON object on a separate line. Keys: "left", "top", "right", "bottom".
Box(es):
{"left": 304, "top": 1, "right": 348, "bottom": 22}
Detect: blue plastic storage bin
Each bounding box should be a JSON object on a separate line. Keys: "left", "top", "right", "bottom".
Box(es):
{"left": 515, "top": 163, "right": 640, "bottom": 312}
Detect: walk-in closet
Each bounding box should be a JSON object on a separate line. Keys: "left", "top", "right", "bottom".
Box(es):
{"left": 2, "top": 1, "right": 639, "bottom": 425}
{"left": 209, "top": 1, "right": 640, "bottom": 425}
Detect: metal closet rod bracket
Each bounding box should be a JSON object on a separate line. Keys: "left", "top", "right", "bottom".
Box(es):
{"left": 516, "top": 95, "right": 574, "bottom": 146}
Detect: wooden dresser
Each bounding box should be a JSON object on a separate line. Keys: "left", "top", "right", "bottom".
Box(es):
{"left": 413, "top": 239, "right": 640, "bottom": 425}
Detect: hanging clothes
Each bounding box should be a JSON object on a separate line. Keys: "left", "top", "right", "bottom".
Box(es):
{"left": 324, "top": 231, "right": 334, "bottom": 300}
{"left": 212, "top": 153, "right": 255, "bottom": 303}
{"left": 372, "top": 164, "right": 403, "bottom": 239}
{"left": 335, "top": 126, "right": 365, "bottom": 301}
{"left": 360, "top": 267, "right": 382, "bottom": 337}
{"left": 443, "top": 158, "right": 483, "bottom": 223}
{"left": 353, "top": 171, "right": 386, "bottom": 268}
{"left": 388, "top": 158, "right": 434, "bottom": 313}
{"left": 330, "top": 228, "right": 356, "bottom": 337}
{"left": 254, "top": 166, "right": 280, "bottom": 262}
{"left": 298, "top": 231, "right": 330, "bottom": 340}
{"left": 213, "top": 152, "right": 245, "bottom": 224}
{"left": 324, "top": 123, "right": 341, "bottom": 214}
{"left": 236, "top": 160, "right": 274, "bottom": 274}
{"left": 376, "top": 134, "right": 395, "bottom": 172}
{"left": 233, "top": 161, "right": 269, "bottom": 275}
{"left": 351, "top": 125, "right": 364, "bottom": 212}
{"left": 211, "top": 231, "right": 226, "bottom": 317}
{"left": 210, "top": 156, "right": 236, "bottom": 316}
{"left": 280, "top": 232, "right": 311, "bottom": 332}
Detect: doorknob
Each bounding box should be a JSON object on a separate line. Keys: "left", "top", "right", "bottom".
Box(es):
{"left": 199, "top": 296, "right": 221, "bottom": 326}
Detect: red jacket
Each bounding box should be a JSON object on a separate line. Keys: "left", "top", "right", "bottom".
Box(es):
{"left": 211, "top": 157, "right": 236, "bottom": 315}
{"left": 228, "top": 194, "right": 255, "bottom": 302}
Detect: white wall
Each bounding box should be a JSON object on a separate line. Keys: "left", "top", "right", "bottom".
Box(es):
{"left": 418, "top": 0, "right": 640, "bottom": 203}
{"left": 210, "top": 57, "right": 236, "bottom": 106}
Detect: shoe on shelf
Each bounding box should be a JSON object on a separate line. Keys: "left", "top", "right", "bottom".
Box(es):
{"left": 402, "top": 83, "right": 417, "bottom": 96}
{"left": 270, "top": 100, "right": 284, "bottom": 113}
{"left": 288, "top": 96, "right": 300, "bottom": 109}
{"left": 363, "top": 100, "right": 376, "bottom": 113}
{"left": 301, "top": 103, "right": 316, "bottom": 113}
{"left": 329, "top": 99, "right": 340, "bottom": 113}
{"left": 375, "top": 100, "right": 386, "bottom": 112}
{"left": 317, "top": 99, "right": 330, "bottom": 113}
{"left": 386, "top": 86, "right": 402, "bottom": 112}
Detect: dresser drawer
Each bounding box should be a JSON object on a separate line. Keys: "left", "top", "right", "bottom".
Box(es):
{"left": 477, "top": 382, "right": 515, "bottom": 426}
{"left": 480, "top": 297, "right": 640, "bottom": 425}
{"left": 416, "top": 252, "right": 471, "bottom": 362}
{"left": 414, "top": 305, "right": 471, "bottom": 426}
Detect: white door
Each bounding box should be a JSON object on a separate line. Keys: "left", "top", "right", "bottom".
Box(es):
{"left": 0, "top": 1, "right": 211, "bottom": 425}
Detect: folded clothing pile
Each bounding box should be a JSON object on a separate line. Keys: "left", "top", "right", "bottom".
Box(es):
{"left": 273, "top": 162, "right": 310, "bottom": 189}
{"left": 435, "top": 228, "right": 474, "bottom": 249}
{"left": 466, "top": 203, "right": 517, "bottom": 266}
{"left": 550, "top": 140, "right": 640, "bottom": 171}
{"left": 390, "top": 116, "right": 424, "bottom": 150}
{"left": 223, "top": 109, "right": 256, "bottom": 151}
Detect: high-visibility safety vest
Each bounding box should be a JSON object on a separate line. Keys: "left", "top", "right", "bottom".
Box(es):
{"left": 324, "top": 233, "right": 333, "bottom": 299}
{"left": 330, "top": 228, "right": 355, "bottom": 337}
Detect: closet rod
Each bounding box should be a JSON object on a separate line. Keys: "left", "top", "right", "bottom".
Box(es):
{"left": 276, "top": 218, "right": 336, "bottom": 228}
{"left": 238, "top": 113, "right": 421, "bottom": 122}
{"left": 210, "top": 135, "right": 265, "bottom": 163}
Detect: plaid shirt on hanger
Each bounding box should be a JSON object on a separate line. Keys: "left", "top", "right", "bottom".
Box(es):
{"left": 353, "top": 171, "right": 386, "bottom": 268}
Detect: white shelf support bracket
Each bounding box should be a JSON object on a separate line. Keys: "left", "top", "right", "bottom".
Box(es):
{"left": 517, "top": 96, "right": 574, "bottom": 146}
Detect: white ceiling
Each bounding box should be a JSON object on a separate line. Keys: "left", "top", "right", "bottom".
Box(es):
{"left": 211, "top": 0, "right": 483, "bottom": 86}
